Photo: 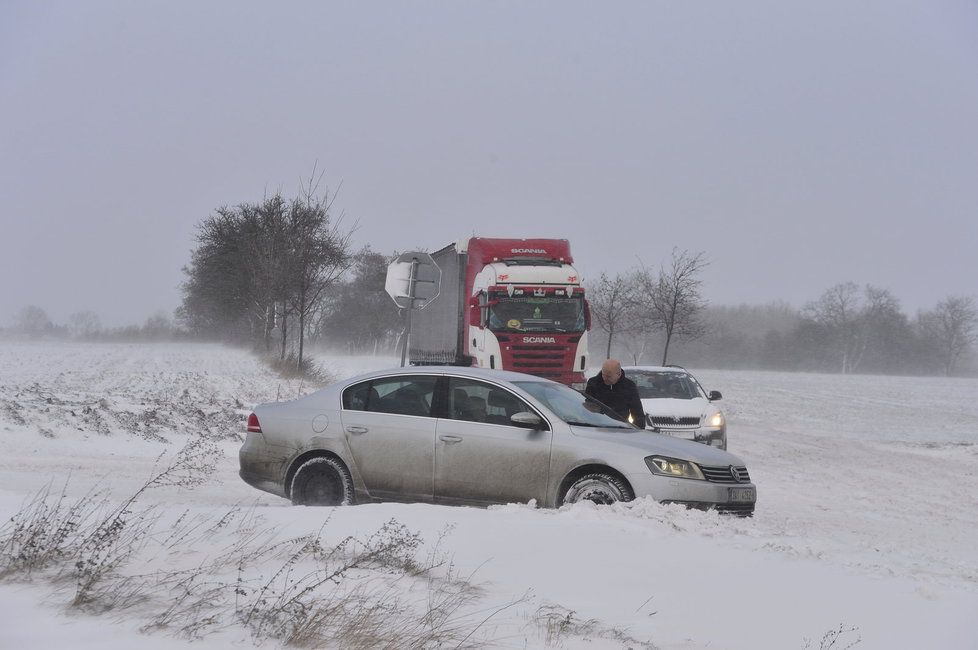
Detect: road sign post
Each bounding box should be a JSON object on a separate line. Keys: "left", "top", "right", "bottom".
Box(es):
{"left": 385, "top": 252, "right": 441, "bottom": 367}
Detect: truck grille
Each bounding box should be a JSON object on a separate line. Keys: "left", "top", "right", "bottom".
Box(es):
{"left": 513, "top": 362, "right": 564, "bottom": 369}
{"left": 499, "top": 341, "right": 580, "bottom": 382}
{"left": 512, "top": 353, "right": 565, "bottom": 360}
{"left": 699, "top": 465, "right": 751, "bottom": 484}
{"left": 509, "top": 346, "right": 571, "bottom": 371}
{"left": 648, "top": 416, "right": 700, "bottom": 428}
{"left": 511, "top": 345, "right": 565, "bottom": 352}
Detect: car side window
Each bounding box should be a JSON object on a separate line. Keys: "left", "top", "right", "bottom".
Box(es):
{"left": 447, "top": 378, "right": 534, "bottom": 426}
{"left": 363, "top": 376, "right": 437, "bottom": 417}
{"left": 343, "top": 381, "right": 370, "bottom": 410}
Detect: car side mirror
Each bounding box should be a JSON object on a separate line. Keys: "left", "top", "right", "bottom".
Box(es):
{"left": 709, "top": 390, "right": 722, "bottom": 401}
{"left": 510, "top": 411, "right": 543, "bottom": 429}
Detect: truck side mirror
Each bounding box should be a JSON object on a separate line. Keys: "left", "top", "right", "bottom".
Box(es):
{"left": 583, "top": 300, "right": 592, "bottom": 330}
{"left": 468, "top": 296, "right": 484, "bottom": 328}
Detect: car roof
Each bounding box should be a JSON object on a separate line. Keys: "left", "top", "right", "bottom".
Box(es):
{"left": 622, "top": 365, "right": 690, "bottom": 374}
{"left": 336, "top": 365, "right": 555, "bottom": 387}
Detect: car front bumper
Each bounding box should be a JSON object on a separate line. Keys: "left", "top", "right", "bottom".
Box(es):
{"left": 626, "top": 471, "right": 755, "bottom": 516}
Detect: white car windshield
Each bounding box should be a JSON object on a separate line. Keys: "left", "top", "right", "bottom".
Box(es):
{"left": 631, "top": 371, "right": 705, "bottom": 400}
{"left": 513, "top": 381, "right": 635, "bottom": 428}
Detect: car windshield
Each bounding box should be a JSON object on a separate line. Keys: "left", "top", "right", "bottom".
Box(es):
{"left": 630, "top": 371, "right": 705, "bottom": 400}
{"left": 488, "top": 295, "right": 585, "bottom": 333}
{"left": 513, "top": 381, "right": 635, "bottom": 429}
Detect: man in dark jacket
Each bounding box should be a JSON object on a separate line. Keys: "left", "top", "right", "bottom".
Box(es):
{"left": 584, "top": 359, "right": 646, "bottom": 426}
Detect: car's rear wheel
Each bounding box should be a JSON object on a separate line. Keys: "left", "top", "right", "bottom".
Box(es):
{"left": 290, "top": 457, "right": 354, "bottom": 506}
{"left": 561, "top": 473, "right": 634, "bottom": 506}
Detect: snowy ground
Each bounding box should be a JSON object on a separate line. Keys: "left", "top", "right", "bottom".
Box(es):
{"left": 0, "top": 341, "right": 976, "bottom": 649}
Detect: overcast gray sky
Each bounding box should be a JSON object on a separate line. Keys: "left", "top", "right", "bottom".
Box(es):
{"left": 2, "top": 1, "right": 976, "bottom": 326}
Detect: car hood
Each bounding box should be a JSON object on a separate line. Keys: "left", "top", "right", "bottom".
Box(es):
{"left": 640, "top": 397, "right": 712, "bottom": 418}
{"left": 568, "top": 425, "right": 746, "bottom": 466}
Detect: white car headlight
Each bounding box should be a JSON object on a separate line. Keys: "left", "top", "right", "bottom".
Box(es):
{"left": 645, "top": 456, "right": 705, "bottom": 480}
{"left": 707, "top": 412, "right": 724, "bottom": 427}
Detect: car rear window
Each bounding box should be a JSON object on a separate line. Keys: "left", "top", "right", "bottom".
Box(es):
{"left": 343, "top": 376, "right": 438, "bottom": 417}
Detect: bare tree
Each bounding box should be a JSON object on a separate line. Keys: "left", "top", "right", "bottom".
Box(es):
{"left": 181, "top": 207, "right": 256, "bottom": 341}
{"left": 181, "top": 168, "right": 355, "bottom": 365}
{"left": 588, "top": 272, "right": 641, "bottom": 359}
{"left": 637, "top": 248, "right": 708, "bottom": 365}
{"left": 68, "top": 311, "right": 102, "bottom": 339}
{"left": 857, "top": 285, "right": 912, "bottom": 373}
{"left": 15, "top": 305, "right": 53, "bottom": 337}
{"left": 240, "top": 195, "right": 290, "bottom": 352}
{"left": 285, "top": 169, "right": 356, "bottom": 370}
{"left": 311, "top": 248, "right": 401, "bottom": 354}
{"left": 804, "top": 282, "right": 863, "bottom": 373}
{"left": 919, "top": 295, "right": 978, "bottom": 376}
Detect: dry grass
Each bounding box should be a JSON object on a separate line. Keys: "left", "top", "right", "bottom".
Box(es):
{"left": 263, "top": 352, "right": 333, "bottom": 387}
{"left": 804, "top": 623, "right": 862, "bottom": 650}
{"left": 0, "top": 442, "right": 526, "bottom": 648}
{"left": 532, "top": 603, "right": 657, "bottom": 649}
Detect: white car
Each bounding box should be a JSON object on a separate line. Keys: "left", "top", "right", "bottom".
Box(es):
{"left": 623, "top": 366, "right": 727, "bottom": 450}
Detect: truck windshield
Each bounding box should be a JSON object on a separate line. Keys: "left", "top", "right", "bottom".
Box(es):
{"left": 488, "top": 295, "right": 585, "bottom": 332}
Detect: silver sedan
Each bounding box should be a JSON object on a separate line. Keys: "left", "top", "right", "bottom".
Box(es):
{"left": 239, "top": 367, "right": 757, "bottom": 515}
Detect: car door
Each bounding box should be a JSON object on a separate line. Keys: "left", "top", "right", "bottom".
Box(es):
{"left": 341, "top": 374, "right": 438, "bottom": 502}
{"left": 435, "top": 377, "right": 552, "bottom": 505}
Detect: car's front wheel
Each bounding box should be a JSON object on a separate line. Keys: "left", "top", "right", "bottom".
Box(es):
{"left": 561, "top": 473, "right": 634, "bottom": 506}
{"left": 290, "top": 457, "right": 354, "bottom": 506}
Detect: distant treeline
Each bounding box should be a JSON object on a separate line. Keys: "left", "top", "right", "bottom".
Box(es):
{"left": 7, "top": 289, "right": 976, "bottom": 377}
{"left": 2, "top": 306, "right": 187, "bottom": 342}
{"left": 6, "top": 182, "right": 976, "bottom": 377}
{"left": 594, "top": 292, "right": 978, "bottom": 377}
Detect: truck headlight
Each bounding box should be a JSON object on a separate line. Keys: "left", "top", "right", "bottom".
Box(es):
{"left": 645, "top": 456, "right": 705, "bottom": 480}
{"left": 707, "top": 412, "right": 724, "bottom": 427}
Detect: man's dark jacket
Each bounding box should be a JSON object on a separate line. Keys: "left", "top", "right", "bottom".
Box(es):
{"left": 584, "top": 370, "right": 646, "bottom": 425}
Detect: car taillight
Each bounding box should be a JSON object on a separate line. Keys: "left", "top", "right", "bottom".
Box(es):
{"left": 247, "top": 413, "right": 262, "bottom": 433}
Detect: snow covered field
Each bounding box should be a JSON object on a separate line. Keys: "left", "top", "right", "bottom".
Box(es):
{"left": 0, "top": 341, "right": 976, "bottom": 649}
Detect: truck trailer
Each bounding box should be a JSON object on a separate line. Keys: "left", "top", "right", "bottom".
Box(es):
{"left": 408, "top": 237, "right": 590, "bottom": 387}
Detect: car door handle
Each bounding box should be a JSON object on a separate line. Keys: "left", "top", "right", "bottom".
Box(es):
{"left": 346, "top": 426, "right": 369, "bottom": 435}
{"left": 439, "top": 435, "right": 463, "bottom": 444}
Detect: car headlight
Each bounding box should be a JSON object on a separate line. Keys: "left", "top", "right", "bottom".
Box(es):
{"left": 645, "top": 456, "right": 705, "bottom": 480}
{"left": 707, "top": 412, "right": 724, "bottom": 427}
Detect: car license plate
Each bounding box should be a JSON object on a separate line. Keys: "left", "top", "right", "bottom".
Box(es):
{"left": 728, "top": 487, "right": 755, "bottom": 503}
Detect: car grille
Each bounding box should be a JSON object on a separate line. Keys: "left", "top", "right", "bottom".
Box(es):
{"left": 663, "top": 500, "right": 755, "bottom": 517}
{"left": 700, "top": 465, "right": 751, "bottom": 484}
{"left": 713, "top": 503, "right": 755, "bottom": 517}
{"left": 648, "top": 415, "right": 700, "bottom": 428}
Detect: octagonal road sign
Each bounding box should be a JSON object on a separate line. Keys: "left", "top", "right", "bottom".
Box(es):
{"left": 385, "top": 252, "right": 441, "bottom": 310}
